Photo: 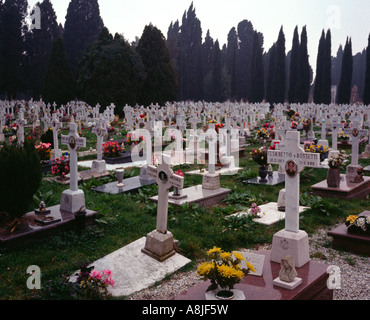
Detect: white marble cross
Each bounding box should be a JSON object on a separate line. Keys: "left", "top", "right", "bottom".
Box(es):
{"left": 343, "top": 120, "right": 367, "bottom": 166}
{"left": 61, "top": 118, "right": 86, "bottom": 192}
{"left": 268, "top": 131, "right": 320, "bottom": 233}
{"left": 48, "top": 113, "right": 62, "bottom": 159}
{"left": 16, "top": 111, "right": 27, "bottom": 145}
{"left": 146, "top": 154, "right": 184, "bottom": 234}
{"left": 92, "top": 115, "right": 107, "bottom": 161}
{"left": 328, "top": 116, "right": 342, "bottom": 151}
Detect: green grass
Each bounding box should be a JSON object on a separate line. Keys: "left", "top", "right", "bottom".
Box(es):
{"left": 0, "top": 135, "right": 369, "bottom": 299}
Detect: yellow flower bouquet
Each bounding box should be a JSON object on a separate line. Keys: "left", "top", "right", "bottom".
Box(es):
{"left": 197, "top": 246, "right": 255, "bottom": 299}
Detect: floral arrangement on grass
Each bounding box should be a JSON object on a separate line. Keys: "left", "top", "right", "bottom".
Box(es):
{"left": 197, "top": 247, "right": 255, "bottom": 298}
{"left": 256, "top": 127, "right": 270, "bottom": 140}
{"left": 338, "top": 132, "right": 350, "bottom": 142}
{"left": 126, "top": 132, "right": 144, "bottom": 146}
{"left": 345, "top": 215, "right": 370, "bottom": 234}
{"left": 10, "top": 123, "right": 19, "bottom": 134}
{"left": 249, "top": 203, "right": 262, "bottom": 217}
{"left": 35, "top": 142, "right": 52, "bottom": 162}
{"left": 75, "top": 265, "right": 115, "bottom": 300}
{"left": 51, "top": 155, "right": 70, "bottom": 178}
{"left": 327, "top": 151, "right": 349, "bottom": 169}
{"left": 269, "top": 141, "right": 280, "bottom": 150}
{"left": 102, "top": 141, "right": 123, "bottom": 157}
{"left": 174, "top": 169, "right": 184, "bottom": 177}
{"left": 2, "top": 125, "right": 11, "bottom": 135}
{"left": 302, "top": 118, "right": 312, "bottom": 131}
{"left": 305, "top": 144, "right": 330, "bottom": 161}
{"left": 291, "top": 121, "right": 298, "bottom": 129}
{"left": 251, "top": 146, "right": 268, "bottom": 166}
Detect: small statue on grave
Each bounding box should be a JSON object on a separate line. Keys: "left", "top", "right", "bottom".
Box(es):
{"left": 39, "top": 198, "right": 47, "bottom": 212}
{"left": 279, "top": 255, "right": 298, "bottom": 283}
{"left": 353, "top": 167, "right": 364, "bottom": 183}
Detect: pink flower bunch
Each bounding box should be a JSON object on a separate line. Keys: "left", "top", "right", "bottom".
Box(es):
{"left": 35, "top": 142, "right": 52, "bottom": 161}
{"left": 174, "top": 170, "right": 184, "bottom": 177}
{"left": 103, "top": 141, "right": 123, "bottom": 157}
{"left": 51, "top": 155, "right": 70, "bottom": 177}
{"left": 90, "top": 269, "right": 115, "bottom": 288}
{"left": 249, "top": 203, "right": 261, "bottom": 217}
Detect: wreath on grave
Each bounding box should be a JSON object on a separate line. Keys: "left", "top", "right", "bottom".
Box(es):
{"left": 345, "top": 215, "right": 370, "bottom": 235}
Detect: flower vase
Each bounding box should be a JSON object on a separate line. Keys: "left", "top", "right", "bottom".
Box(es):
{"left": 258, "top": 165, "right": 268, "bottom": 183}
{"left": 115, "top": 167, "right": 125, "bottom": 187}
{"left": 327, "top": 168, "right": 341, "bottom": 188}
{"left": 215, "top": 290, "right": 235, "bottom": 300}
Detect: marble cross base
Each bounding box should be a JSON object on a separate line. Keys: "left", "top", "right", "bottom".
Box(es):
{"left": 60, "top": 189, "right": 85, "bottom": 215}
{"left": 270, "top": 229, "right": 310, "bottom": 268}
{"left": 202, "top": 173, "right": 220, "bottom": 190}
{"left": 91, "top": 160, "right": 106, "bottom": 173}
{"left": 141, "top": 230, "right": 176, "bottom": 262}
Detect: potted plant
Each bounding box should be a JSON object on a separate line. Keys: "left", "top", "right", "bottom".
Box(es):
{"left": 326, "top": 151, "right": 348, "bottom": 187}
{"left": 305, "top": 143, "right": 330, "bottom": 162}
{"left": 197, "top": 247, "right": 255, "bottom": 300}
{"left": 251, "top": 146, "right": 268, "bottom": 182}
{"left": 345, "top": 215, "right": 370, "bottom": 235}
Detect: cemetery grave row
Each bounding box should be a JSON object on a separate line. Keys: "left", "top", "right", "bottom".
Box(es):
{"left": 0, "top": 98, "right": 369, "bottom": 300}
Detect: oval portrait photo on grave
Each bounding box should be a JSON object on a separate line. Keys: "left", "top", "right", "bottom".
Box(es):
{"left": 158, "top": 171, "right": 168, "bottom": 183}
{"left": 285, "top": 160, "right": 298, "bottom": 178}
{"left": 352, "top": 128, "right": 359, "bottom": 137}
{"left": 69, "top": 136, "right": 76, "bottom": 149}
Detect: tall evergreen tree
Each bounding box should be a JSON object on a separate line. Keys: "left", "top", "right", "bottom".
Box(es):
{"left": 211, "top": 40, "right": 223, "bottom": 102}
{"left": 76, "top": 28, "right": 142, "bottom": 115}
{"left": 64, "top": 0, "right": 104, "bottom": 75}
{"left": 24, "top": 0, "right": 61, "bottom": 98}
{"left": 297, "top": 26, "right": 311, "bottom": 103}
{"left": 266, "top": 43, "right": 276, "bottom": 104}
{"left": 250, "top": 31, "right": 265, "bottom": 102}
{"left": 136, "top": 24, "right": 178, "bottom": 106}
{"left": 270, "top": 27, "right": 286, "bottom": 103}
{"left": 337, "top": 38, "right": 353, "bottom": 104}
{"left": 314, "top": 30, "right": 326, "bottom": 103}
{"left": 43, "top": 38, "right": 75, "bottom": 105}
{"left": 363, "top": 34, "right": 370, "bottom": 105}
{"left": 288, "top": 26, "right": 300, "bottom": 103}
{"left": 178, "top": 2, "right": 203, "bottom": 101}
{"left": 1, "top": 0, "right": 28, "bottom": 98}
{"left": 236, "top": 20, "right": 254, "bottom": 100}
{"left": 321, "top": 29, "right": 332, "bottom": 104}
{"left": 226, "top": 27, "right": 238, "bottom": 101}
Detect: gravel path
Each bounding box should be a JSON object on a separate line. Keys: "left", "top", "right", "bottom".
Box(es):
{"left": 128, "top": 224, "right": 370, "bottom": 300}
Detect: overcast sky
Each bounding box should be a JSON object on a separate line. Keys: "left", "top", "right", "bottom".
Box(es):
{"left": 28, "top": 0, "right": 370, "bottom": 72}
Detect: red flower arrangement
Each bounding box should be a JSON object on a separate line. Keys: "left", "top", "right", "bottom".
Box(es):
{"left": 102, "top": 141, "right": 123, "bottom": 157}
{"left": 51, "top": 155, "right": 70, "bottom": 178}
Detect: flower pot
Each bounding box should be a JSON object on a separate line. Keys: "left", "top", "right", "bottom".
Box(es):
{"left": 327, "top": 168, "right": 341, "bottom": 188}
{"left": 215, "top": 290, "right": 235, "bottom": 300}
{"left": 115, "top": 167, "right": 125, "bottom": 187}
{"left": 258, "top": 165, "right": 268, "bottom": 183}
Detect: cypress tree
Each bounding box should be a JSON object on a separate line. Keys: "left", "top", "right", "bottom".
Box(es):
{"left": 271, "top": 27, "right": 286, "bottom": 103}
{"left": 250, "top": 31, "right": 265, "bottom": 103}
{"left": 266, "top": 43, "right": 276, "bottom": 104}
{"left": 76, "top": 28, "right": 142, "bottom": 115}
{"left": 363, "top": 34, "right": 370, "bottom": 105}
{"left": 337, "top": 38, "right": 353, "bottom": 104}
{"left": 1, "top": 0, "right": 28, "bottom": 98}
{"left": 136, "top": 24, "right": 178, "bottom": 106}
{"left": 226, "top": 27, "right": 238, "bottom": 101}
{"left": 211, "top": 40, "right": 223, "bottom": 102}
{"left": 43, "top": 38, "right": 75, "bottom": 105}
{"left": 288, "top": 26, "right": 300, "bottom": 103}
{"left": 314, "top": 30, "right": 326, "bottom": 103}
{"left": 236, "top": 20, "right": 254, "bottom": 100}
{"left": 297, "top": 26, "right": 311, "bottom": 103}
{"left": 64, "top": 0, "right": 104, "bottom": 75}
{"left": 24, "top": 0, "right": 61, "bottom": 98}
{"left": 321, "top": 29, "right": 332, "bottom": 104}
